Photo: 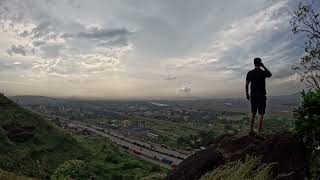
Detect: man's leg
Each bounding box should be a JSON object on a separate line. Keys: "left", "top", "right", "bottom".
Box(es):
{"left": 250, "top": 113, "right": 256, "bottom": 132}
{"left": 257, "top": 96, "right": 266, "bottom": 136}
{"left": 257, "top": 114, "right": 264, "bottom": 135}
{"left": 249, "top": 97, "right": 257, "bottom": 135}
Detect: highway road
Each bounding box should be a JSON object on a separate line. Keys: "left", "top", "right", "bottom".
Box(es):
{"left": 44, "top": 114, "right": 190, "bottom": 169}
{"left": 90, "top": 107, "right": 194, "bottom": 155}
{"left": 75, "top": 123, "right": 182, "bottom": 169}
{"left": 86, "top": 124, "right": 190, "bottom": 159}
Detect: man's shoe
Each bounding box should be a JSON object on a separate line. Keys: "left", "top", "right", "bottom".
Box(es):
{"left": 248, "top": 131, "right": 256, "bottom": 136}
{"left": 256, "top": 134, "right": 266, "bottom": 140}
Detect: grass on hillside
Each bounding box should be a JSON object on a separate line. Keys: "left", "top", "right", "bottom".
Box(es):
{"left": 74, "top": 135, "right": 168, "bottom": 180}
{"left": 199, "top": 156, "right": 272, "bottom": 180}
{"left": 0, "top": 95, "right": 86, "bottom": 178}
{"left": 0, "top": 168, "right": 37, "bottom": 180}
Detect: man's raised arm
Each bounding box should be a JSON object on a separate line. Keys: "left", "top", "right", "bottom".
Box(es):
{"left": 261, "top": 63, "right": 272, "bottom": 78}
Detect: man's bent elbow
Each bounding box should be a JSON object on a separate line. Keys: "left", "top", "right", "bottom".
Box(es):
{"left": 266, "top": 72, "right": 272, "bottom": 78}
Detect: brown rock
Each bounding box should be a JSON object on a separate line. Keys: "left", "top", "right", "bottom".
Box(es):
{"left": 167, "top": 132, "right": 307, "bottom": 180}
{"left": 166, "top": 147, "right": 224, "bottom": 180}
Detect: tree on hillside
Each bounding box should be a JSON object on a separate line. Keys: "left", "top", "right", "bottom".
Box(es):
{"left": 291, "top": 1, "right": 320, "bottom": 90}
{"left": 291, "top": 2, "right": 320, "bottom": 178}
{"left": 293, "top": 90, "right": 320, "bottom": 178}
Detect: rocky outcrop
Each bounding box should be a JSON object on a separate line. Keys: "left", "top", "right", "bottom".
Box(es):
{"left": 166, "top": 147, "right": 224, "bottom": 180}
{"left": 166, "top": 133, "right": 307, "bottom": 180}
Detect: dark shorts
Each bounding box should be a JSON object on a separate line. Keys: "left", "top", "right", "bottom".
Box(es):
{"left": 250, "top": 96, "right": 266, "bottom": 115}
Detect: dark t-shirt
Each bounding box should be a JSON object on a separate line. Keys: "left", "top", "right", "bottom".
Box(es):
{"left": 246, "top": 68, "right": 271, "bottom": 97}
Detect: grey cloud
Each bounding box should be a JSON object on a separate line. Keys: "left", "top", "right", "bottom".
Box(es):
{"left": 129, "top": 0, "right": 269, "bottom": 60}
{"left": 67, "top": 0, "right": 80, "bottom": 8}
{"left": 0, "top": 59, "right": 31, "bottom": 70}
{"left": 30, "top": 22, "right": 51, "bottom": 39}
{"left": 60, "top": 27, "right": 132, "bottom": 49}
{"left": 32, "top": 54, "right": 120, "bottom": 76}
{"left": 0, "top": 62, "right": 16, "bottom": 70}
{"left": 7, "top": 45, "right": 27, "bottom": 56}
{"left": 60, "top": 33, "right": 73, "bottom": 38}
{"left": 32, "top": 40, "right": 46, "bottom": 47}
{"left": 40, "top": 44, "right": 64, "bottom": 58}
{"left": 19, "top": 30, "right": 29, "bottom": 37}
{"left": 16, "top": 21, "right": 61, "bottom": 42}
{"left": 165, "top": 76, "right": 177, "bottom": 81}
{"left": 273, "top": 66, "right": 296, "bottom": 79}
{"left": 77, "top": 27, "right": 131, "bottom": 40}
{"left": 98, "top": 36, "right": 129, "bottom": 47}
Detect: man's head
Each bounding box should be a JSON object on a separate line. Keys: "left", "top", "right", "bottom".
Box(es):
{"left": 254, "top": 57, "right": 262, "bottom": 67}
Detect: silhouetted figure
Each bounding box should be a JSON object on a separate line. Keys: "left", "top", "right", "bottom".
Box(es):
{"left": 245, "top": 58, "right": 272, "bottom": 138}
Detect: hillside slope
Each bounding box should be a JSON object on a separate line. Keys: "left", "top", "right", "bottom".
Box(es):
{"left": 0, "top": 94, "right": 165, "bottom": 179}
{"left": 0, "top": 94, "right": 87, "bottom": 178}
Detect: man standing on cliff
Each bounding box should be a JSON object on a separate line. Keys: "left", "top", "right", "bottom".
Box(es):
{"left": 245, "top": 58, "right": 272, "bottom": 138}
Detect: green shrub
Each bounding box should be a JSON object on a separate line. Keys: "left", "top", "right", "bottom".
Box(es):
{"left": 122, "top": 161, "right": 142, "bottom": 169}
{"left": 0, "top": 168, "right": 35, "bottom": 180}
{"left": 110, "top": 173, "right": 134, "bottom": 180}
{"left": 50, "top": 160, "right": 93, "bottom": 180}
{"left": 293, "top": 90, "right": 320, "bottom": 178}
{"left": 104, "top": 154, "right": 120, "bottom": 164}
{"left": 199, "top": 156, "right": 272, "bottom": 180}
{"left": 150, "top": 165, "right": 161, "bottom": 172}
{"left": 294, "top": 90, "right": 320, "bottom": 154}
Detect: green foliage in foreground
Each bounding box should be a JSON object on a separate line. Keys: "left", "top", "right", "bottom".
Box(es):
{"left": 294, "top": 90, "right": 320, "bottom": 154}
{"left": 51, "top": 160, "right": 93, "bottom": 180}
{"left": 0, "top": 168, "right": 37, "bottom": 180}
{"left": 293, "top": 90, "right": 320, "bottom": 178}
{"left": 199, "top": 156, "right": 272, "bottom": 180}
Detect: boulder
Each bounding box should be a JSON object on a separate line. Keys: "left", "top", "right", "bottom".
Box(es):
{"left": 166, "top": 147, "right": 223, "bottom": 180}
{"left": 166, "top": 132, "right": 307, "bottom": 180}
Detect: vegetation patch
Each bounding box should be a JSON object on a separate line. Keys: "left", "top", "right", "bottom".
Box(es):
{"left": 199, "top": 156, "right": 272, "bottom": 180}
{"left": 50, "top": 160, "right": 93, "bottom": 180}
{"left": 293, "top": 90, "right": 320, "bottom": 178}
{"left": 0, "top": 168, "right": 36, "bottom": 180}
{"left": 75, "top": 135, "right": 168, "bottom": 180}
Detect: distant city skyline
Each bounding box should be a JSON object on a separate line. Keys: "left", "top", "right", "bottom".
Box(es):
{"left": 0, "top": 0, "right": 311, "bottom": 98}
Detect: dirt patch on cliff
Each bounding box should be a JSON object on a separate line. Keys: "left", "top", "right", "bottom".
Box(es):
{"left": 2, "top": 123, "right": 35, "bottom": 143}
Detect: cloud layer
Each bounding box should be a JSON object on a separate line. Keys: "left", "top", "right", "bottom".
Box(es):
{"left": 0, "top": 0, "right": 307, "bottom": 98}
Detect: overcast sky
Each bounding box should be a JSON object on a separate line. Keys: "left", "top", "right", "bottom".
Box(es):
{"left": 0, "top": 0, "right": 311, "bottom": 99}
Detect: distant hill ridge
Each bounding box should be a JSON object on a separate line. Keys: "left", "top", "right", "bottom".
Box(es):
{"left": 11, "top": 93, "right": 302, "bottom": 101}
